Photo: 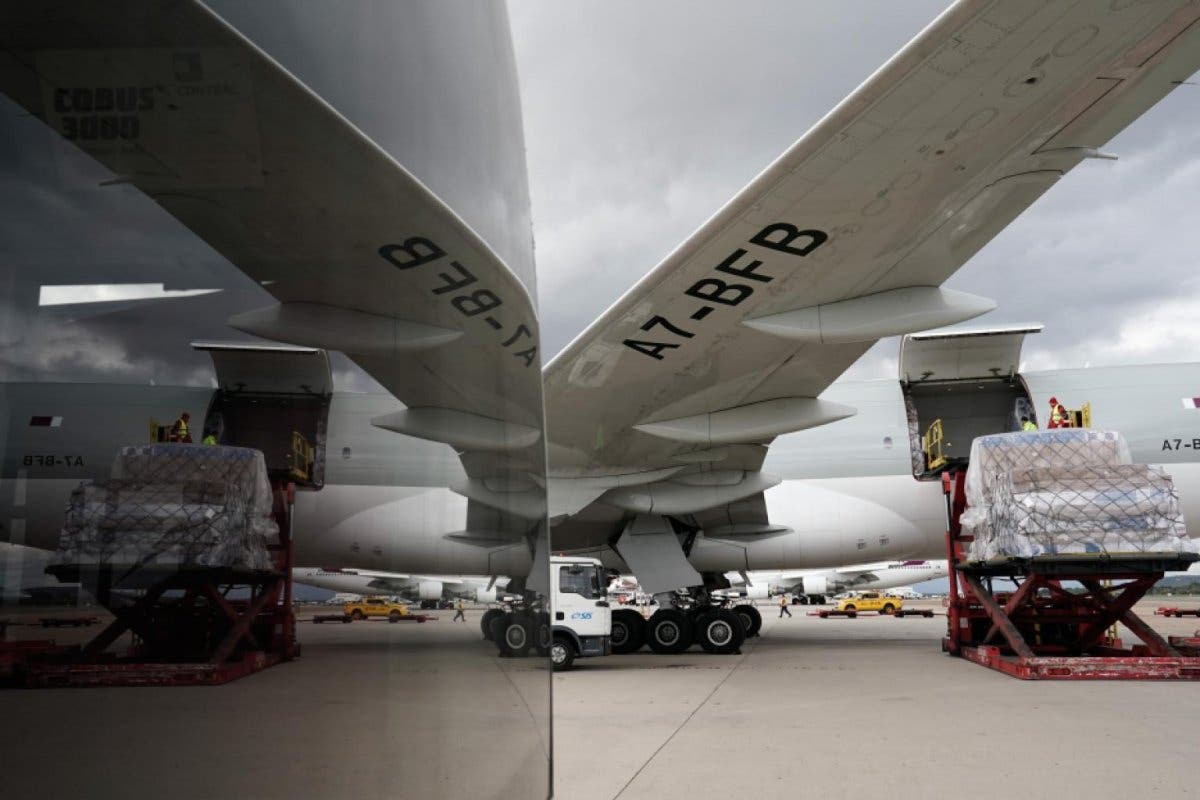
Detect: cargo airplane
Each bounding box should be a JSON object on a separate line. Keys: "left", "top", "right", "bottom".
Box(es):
{"left": 722, "top": 560, "right": 951, "bottom": 605}
{"left": 291, "top": 567, "right": 513, "bottom": 607}
{"left": 3, "top": 1, "right": 1200, "bottom": 658}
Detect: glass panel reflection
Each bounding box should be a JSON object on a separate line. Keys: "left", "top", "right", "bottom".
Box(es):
{"left": 0, "top": 2, "right": 550, "bottom": 797}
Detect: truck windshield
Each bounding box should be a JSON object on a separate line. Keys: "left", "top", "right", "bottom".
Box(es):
{"left": 559, "top": 565, "right": 604, "bottom": 599}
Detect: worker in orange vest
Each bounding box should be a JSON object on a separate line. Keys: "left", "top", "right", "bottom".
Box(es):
{"left": 169, "top": 411, "right": 193, "bottom": 443}
{"left": 1047, "top": 397, "right": 1069, "bottom": 429}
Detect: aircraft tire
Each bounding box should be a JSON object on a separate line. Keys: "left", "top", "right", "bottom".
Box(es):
{"left": 696, "top": 609, "right": 745, "bottom": 655}
{"left": 550, "top": 635, "right": 576, "bottom": 671}
{"left": 488, "top": 611, "right": 509, "bottom": 645}
{"left": 646, "top": 609, "right": 692, "bottom": 654}
{"left": 733, "top": 604, "right": 762, "bottom": 637}
{"left": 481, "top": 608, "right": 504, "bottom": 641}
{"left": 499, "top": 613, "right": 533, "bottom": 657}
{"left": 534, "top": 612, "right": 552, "bottom": 657}
{"left": 611, "top": 609, "right": 646, "bottom": 654}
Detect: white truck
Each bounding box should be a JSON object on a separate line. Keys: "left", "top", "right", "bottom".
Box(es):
{"left": 483, "top": 555, "right": 612, "bottom": 671}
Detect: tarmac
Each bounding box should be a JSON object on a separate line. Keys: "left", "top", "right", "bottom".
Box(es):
{"left": 555, "top": 599, "right": 1200, "bottom": 800}
{"left": 2, "top": 600, "right": 1198, "bottom": 799}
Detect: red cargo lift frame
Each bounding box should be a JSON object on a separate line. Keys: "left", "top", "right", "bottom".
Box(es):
{"left": 941, "top": 471, "right": 1200, "bottom": 680}
{"left": 2, "top": 481, "right": 299, "bottom": 688}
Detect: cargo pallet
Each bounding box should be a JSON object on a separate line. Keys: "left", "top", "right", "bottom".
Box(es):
{"left": 809, "top": 608, "right": 935, "bottom": 619}
{"left": 941, "top": 470, "right": 1200, "bottom": 680}
{"left": 311, "top": 613, "right": 433, "bottom": 624}
{"left": 1155, "top": 606, "right": 1200, "bottom": 618}
{"left": 0, "top": 481, "right": 300, "bottom": 688}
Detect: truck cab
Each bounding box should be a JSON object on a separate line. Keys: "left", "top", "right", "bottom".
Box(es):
{"left": 549, "top": 556, "right": 612, "bottom": 671}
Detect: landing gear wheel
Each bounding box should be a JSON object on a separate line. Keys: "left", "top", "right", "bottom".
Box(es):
{"left": 611, "top": 609, "right": 646, "bottom": 654}
{"left": 498, "top": 613, "right": 533, "bottom": 657}
{"left": 646, "top": 609, "right": 692, "bottom": 654}
{"left": 550, "top": 635, "right": 576, "bottom": 671}
{"left": 733, "top": 604, "right": 762, "bottom": 637}
{"left": 481, "top": 608, "right": 504, "bottom": 641}
{"left": 535, "top": 613, "right": 552, "bottom": 657}
{"left": 696, "top": 609, "right": 745, "bottom": 655}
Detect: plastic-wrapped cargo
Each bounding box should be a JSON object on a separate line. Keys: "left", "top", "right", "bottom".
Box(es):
{"left": 112, "top": 444, "right": 278, "bottom": 541}
{"left": 959, "top": 429, "right": 1131, "bottom": 538}
{"left": 52, "top": 444, "right": 278, "bottom": 573}
{"left": 973, "top": 464, "right": 1189, "bottom": 559}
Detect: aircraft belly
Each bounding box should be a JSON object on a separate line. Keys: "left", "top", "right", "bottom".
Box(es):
{"left": 292, "top": 485, "right": 533, "bottom": 576}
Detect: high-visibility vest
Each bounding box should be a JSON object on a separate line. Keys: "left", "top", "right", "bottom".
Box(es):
{"left": 1051, "top": 406, "right": 1064, "bottom": 425}
{"left": 1022, "top": 420, "right": 1037, "bottom": 432}
{"left": 202, "top": 434, "right": 217, "bottom": 445}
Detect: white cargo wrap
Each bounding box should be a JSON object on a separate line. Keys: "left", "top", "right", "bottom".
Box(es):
{"left": 963, "top": 430, "right": 1191, "bottom": 560}
{"left": 53, "top": 445, "right": 277, "bottom": 572}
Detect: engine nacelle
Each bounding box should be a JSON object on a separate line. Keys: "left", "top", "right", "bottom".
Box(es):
{"left": 800, "top": 576, "right": 828, "bottom": 597}
{"left": 742, "top": 584, "right": 769, "bottom": 600}
{"left": 417, "top": 581, "right": 444, "bottom": 601}
{"left": 474, "top": 587, "right": 497, "bottom": 604}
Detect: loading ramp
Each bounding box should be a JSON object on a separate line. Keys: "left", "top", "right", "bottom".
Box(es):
{"left": 941, "top": 470, "right": 1200, "bottom": 680}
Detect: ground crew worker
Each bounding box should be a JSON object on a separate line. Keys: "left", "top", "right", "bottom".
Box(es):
{"left": 1047, "top": 397, "right": 1069, "bottom": 429}
{"left": 170, "top": 411, "right": 193, "bottom": 443}
{"left": 453, "top": 598, "right": 467, "bottom": 622}
{"left": 1021, "top": 416, "right": 1037, "bottom": 432}
{"left": 202, "top": 432, "right": 218, "bottom": 445}
{"left": 778, "top": 594, "right": 792, "bottom": 618}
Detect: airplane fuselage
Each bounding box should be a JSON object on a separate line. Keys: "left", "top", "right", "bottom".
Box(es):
{"left": 4, "top": 360, "right": 1198, "bottom": 579}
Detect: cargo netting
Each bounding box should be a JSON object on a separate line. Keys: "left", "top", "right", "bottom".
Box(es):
{"left": 977, "top": 464, "right": 1188, "bottom": 559}
{"left": 52, "top": 445, "right": 277, "bottom": 572}
{"left": 963, "top": 430, "right": 1192, "bottom": 559}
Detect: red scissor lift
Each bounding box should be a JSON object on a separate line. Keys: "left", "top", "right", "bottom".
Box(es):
{"left": 1, "top": 481, "right": 299, "bottom": 688}
{"left": 941, "top": 471, "right": 1200, "bottom": 680}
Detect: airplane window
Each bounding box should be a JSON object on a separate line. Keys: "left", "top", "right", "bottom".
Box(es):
{"left": 0, "top": 3, "right": 550, "bottom": 798}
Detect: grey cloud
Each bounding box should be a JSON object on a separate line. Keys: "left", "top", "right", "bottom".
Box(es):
{"left": 511, "top": 2, "right": 1200, "bottom": 380}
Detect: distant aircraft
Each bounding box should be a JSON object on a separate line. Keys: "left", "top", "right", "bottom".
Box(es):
{"left": 721, "top": 561, "right": 950, "bottom": 605}
{"left": 292, "top": 567, "right": 513, "bottom": 607}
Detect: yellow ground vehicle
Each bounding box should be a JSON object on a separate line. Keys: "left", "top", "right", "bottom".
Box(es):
{"left": 344, "top": 596, "right": 409, "bottom": 621}
{"left": 835, "top": 591, "right": 902, "bottom": 615}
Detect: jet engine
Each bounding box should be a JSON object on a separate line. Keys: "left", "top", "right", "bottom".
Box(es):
{"left": 474, "top": 587, "right": 497, "bottom": 604}
{"left": 741, "top": 583, "right": 769, "bottom": 600}
{"left": 417, "top": 581, "right": 444, "bottom": 601}
{"left": 799, "top": 576, "right": 829, "bottom": 597}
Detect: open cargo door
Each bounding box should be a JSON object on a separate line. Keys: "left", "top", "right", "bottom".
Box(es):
{"left": 194, "top": 342, "right": 332, "bottom": 487}
{"left": 900, "top": 324, "right": 1042, "bottom": 384}
{"left": 899, "top": 325, "right": 1042, "bottom": 478}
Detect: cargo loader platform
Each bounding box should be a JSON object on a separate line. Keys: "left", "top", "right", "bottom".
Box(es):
{"left": 1, "top": 478, "right": 300, "bottom": 688}
{"left": 941, "top": 470, "right": 1200, "bottom": 680}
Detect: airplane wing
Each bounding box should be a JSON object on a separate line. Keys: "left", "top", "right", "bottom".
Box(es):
{"left": 0, "top": 2, "right": 543, "bottom": 492}
{"left": 546, "top": 0, "right": 1200, "bottom": 524}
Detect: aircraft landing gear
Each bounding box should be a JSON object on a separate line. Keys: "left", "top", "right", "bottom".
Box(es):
{"left": 732, "top": 604, "right": 762, "bottom": 637}
{"left": 481, "top": 608, "right": 504, "bottom": 641}
{"left": 646, "top": 608, "right": 692, "bottom": 654}
{"left": 611, "top": 608, "right": 646, "bottom": 654}
{"left": 692, "top": 608, "right": 745, "bottom": 654}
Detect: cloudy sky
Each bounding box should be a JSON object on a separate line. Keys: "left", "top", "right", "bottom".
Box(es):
{"left": 508, "top": 1, "right": 1200, "bottom": 379}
